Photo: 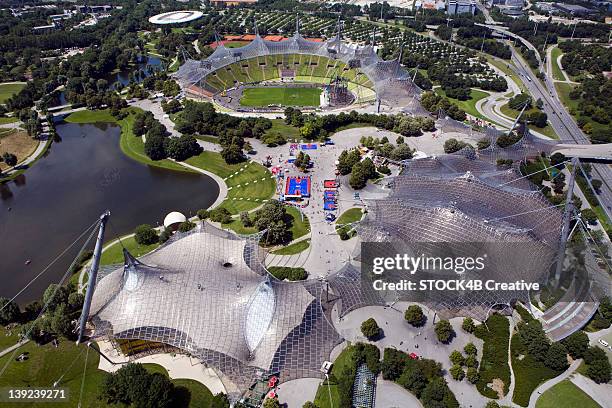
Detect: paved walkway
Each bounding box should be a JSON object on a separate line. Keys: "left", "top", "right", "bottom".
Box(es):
{"left": 375, "top": 378, "right": 424, "bottom": 408}
{"left": 0, "top": 339, "right": 29, "bottom": 358}
{"left": 527, "top": 359, "right": 581, "bottom": 408}
{"left": 277, "top": 378, "right": 321, "bottom": 407}
{"left": 570, "top": 373, "right": 612, "bottom": 408}
{"left": 96, "top": 340, "right": 226, "bottom": 395}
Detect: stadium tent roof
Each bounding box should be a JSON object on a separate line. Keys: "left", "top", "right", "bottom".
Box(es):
{"left": 329, "top": 155, "right": 563, "bottom": 320}
{"left": 148, "top": 10, "right": 203, "bottom": 25}
{"left": 89, "top": 225, "right": 340, "bottom": 393}
{"left": 173, "top": 29, "right": 423, "bottom": 107}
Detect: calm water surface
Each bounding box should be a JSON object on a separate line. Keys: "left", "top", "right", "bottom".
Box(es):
{"left": 0, "top": 122, "right": 219, "bottom": 303}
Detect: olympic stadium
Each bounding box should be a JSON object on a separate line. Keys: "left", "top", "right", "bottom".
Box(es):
{"left": 148, "top": 10, "right": 203, "bottom": 25}
{"left": 172, "top": 21, "right": 424, "bottom": 112}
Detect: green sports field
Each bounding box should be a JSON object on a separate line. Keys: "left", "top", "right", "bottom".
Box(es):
{"left": 240, "top": 87, "right": 321, "bottom": 107}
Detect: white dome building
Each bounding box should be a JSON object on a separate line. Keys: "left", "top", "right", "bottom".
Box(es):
{"left": 163, "top": 211, "right": 187, "bottom": 231}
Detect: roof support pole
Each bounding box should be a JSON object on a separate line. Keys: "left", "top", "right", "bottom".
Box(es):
{"left": 554, "top": 158, "right": 578, "bottom": 282}
{"left": 77, "top": 211, "right": 110, "bottom": 344}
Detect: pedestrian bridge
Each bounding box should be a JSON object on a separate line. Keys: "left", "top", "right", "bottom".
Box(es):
{"left": 551, "top": 143, "right": 612, "bottom": 162}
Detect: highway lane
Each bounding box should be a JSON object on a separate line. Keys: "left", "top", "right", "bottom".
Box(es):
{"left": 507, "top": 44, "right": 612, "bottom": 217}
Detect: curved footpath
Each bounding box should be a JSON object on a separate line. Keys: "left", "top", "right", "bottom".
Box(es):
{"left": 527, "top": 359, "right": 582, "bottom": 408}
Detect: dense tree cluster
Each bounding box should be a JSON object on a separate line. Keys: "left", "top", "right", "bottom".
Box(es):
{"left": 134, "top": 224, "right": 158, "bottom": 245}
{"left": 443, "top": 138, "right": 472, "bottom": 154}
{"left": 455, "top": 24, "right": 511, "bottom": 60}
{"left": 382, "top": 348, "right": 459, "bottom": 408}
{"left": 420, "top": 92, "right": 467, "bottom": 121}
{"left": 249, "top": 200, "right": 293, "bottom": 245}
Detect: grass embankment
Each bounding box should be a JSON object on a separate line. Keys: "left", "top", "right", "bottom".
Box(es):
{"left": 0, "top": 130, "right": 38, "bottom": 171}
{"left": 499, "top": 103, "right": 558, "bottom": 140}
{"left": 64, "top": 109, "right": 193, "bottom": 173}
{"left": 550, "top": 47, "right": 565, "bottom": 81}
{"left": 511, "top": 333, "right": 562, "bottom": 407}
{"left": 555, "top": 82, "right": 609, "bottom": 137}
{"left": 486, "top": 57, "right": 527, "bottom": 94}
{"left": 313, "top": 345, "right": 355, "bottom": 408}
{"left": 100, "top": 235, "right": 160, "bottom": 265}
{"left": 186, "top": 151, "right": 276, "bottom": 214}
{"left": 141, "top": 364, "right": 214, "bottom": 407}
{"left": 474, "top": 314, "right": 511, "bottom": 399}
{"left": 266, "top": 119, "right": 301, "bottom": 141}
{"left": 0, "top": 338, "right": 108, "bottom": 408}
{"left": 0, "top": 82, "right": 26, "bottom": 104}
{"left": 335, "top": 208, "right": 363, "bottom": 238}
{"left": 434, "top": 88, "right": 490, "bottom": 121}
{"left": 271, "top": 239, "right": 310, "bottom": 255}
{"left": 535, "top": 379, "right": 601, "bottom": 408}
{"left": 0, "top": 116, "right": 18, "bottom": 124}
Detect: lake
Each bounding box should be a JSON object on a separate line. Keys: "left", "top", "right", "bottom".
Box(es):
{"left": 0, "top": 122, "right": 219, "bottom": 304}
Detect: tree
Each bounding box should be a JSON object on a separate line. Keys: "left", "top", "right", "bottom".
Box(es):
{"left": 210, "top": 208, "right": 232, "bottom": 224}
{"left": 443, "top": 138, "right": 469, "bottom": 154}
{"left": 99, "top": 363, "right": 176, "bottom": 407}
{"left": 449, "top": 364, "right": 465, "bottom": 381}
{"left": 361, "top": 318, "right": 381, "bottom": 339}
{"left": 178, "top": 221, "right": 196, "bottom": 232}
{"left": 68, "top": 292, "right": 84, "bottom": 312}
{"left": 220, "top": 144, "right": 245, "bottom": 164}
{"left": 303, "top": 402, "right": 318, "bottom": 408}
{"left": 349, "top": 162, "right": 367, "bottom": 190}
{"left": 263, "top": 398, "right": 280, "bottom": 408}
{"left": 404, "top": 305, "right": 425, "bottom": 327}
{"left": 390, "top": 143, "right": 413, "bottom": 161}
{"left": 43, "top": 284, "right": 68, "bottom": 311}
{"left": 562, "top": 330, "right": 589, "bottom": 359}
{"left": 449, "top": 350, "right": 464, "bottom": 366}
{"left": 144, "top": 133, "right": 167, "bottom": 161}
{"left": 485, "top": 401, "right": 501, "bottom": 408}
{"left": 51, "top": 304, "right": 72, "bottom": 337}
{"left": 197, "top": 209, "right": 210, "bottom": 220}
{"left": 0, "top": 297, "right": 20, "bottom": 325}
{"left": 397, "top": 368, "right": 427, "bottom": 398}
{"left": 435, "top": 320, "right": 454, "bottom": 343}
{"left": 240, "top": 211, "right": 253, "bottom": 227}
{"left": 544, "top": 342, "right": 568, "bottom": 371}
{"left": 586, "top": 358, "right": 611, "bottom": 384}
{"left": 464, "top": 342, "right": 477, "bottom": 356}
{"left": 462, "top": 317, "right": 475, "bottom": 333}
{"left": 465, "top": 355, "right": 478, "bottom": 368}
{"left": 165, "top": 135, "right": 202, "bottom": 161}
{"left": 210, "top": 393, "right": 231, "bottom": 408}
{"left": 466, "top": 367, "right": 479, "bottom": 384}
{"left": 581, "top": 208, "right": 598, "bottom": 225}
{"left": 134, "top": 224, "right": 158, "bottom": 245}
{"left": 2, "top": 152, "right": 17, "bottom": 167}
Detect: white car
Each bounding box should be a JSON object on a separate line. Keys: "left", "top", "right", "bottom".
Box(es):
{"left": 599, "top": 339, "right": 609, "bottom": 348}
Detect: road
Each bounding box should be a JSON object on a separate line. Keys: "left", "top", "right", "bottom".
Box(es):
{"left": 507, "top": 43, "right": 612, "bottom": 219}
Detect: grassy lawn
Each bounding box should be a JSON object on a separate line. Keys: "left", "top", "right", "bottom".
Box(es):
{"left": 65, "top": 109, "right": 193, "bottom": 173}
{"left": 0, "top": 324, "right": 21, "bottom": 349}
{"left": 240, "top": 87, "right": 322, "bottom": 107}
{"left": 100, "top": 235, "right": 160, "bottom": 265}
{"left": 142, "top": 364, "right": 214, "bottom": 408}
{"left": 486, "top": 57, "right": 527, "bottom": 93}
{"left": 0, "top": 116, "right": 18, "bottom": 124}
{"left": 0, "top": 339, "right": 109, "bottom": 407}
{"left": 271, "top": 239, "right": 310, "bottom": 255}
{"left": 185, "top": 151, "right": 243, "bottom": 179}
{"left": 555, "top": 82, "right": 609, "bottom": 137}
{"left": 0, "top": 82, "right": 26, "bottom": 104}
{"left": 337, "top": 208, "right": 363, "bottom": 225}
{"left": 314, "top": 345, "right": 355, "bottom": 408}
{"left": 265, "top": 119, "right": 301, "bottom": 141}
{"left": 499, "top": 103, "right": 559, "bottom": 140}
{"left": 550, "top": 47, "right": 565, "bottom": 81}
{"left": 187, "top": 152, "right": 276, "bottom": 214}
{"left": 435, "top": 88, "right": 490, "bottom": 121}
{"left": 475, "top": 314, "right": 511, "bottom": 399}
{"left": 222, "top": 218, "right": 258, "bottom": 235}
{"left": 511, "top": 333, "right": 562, "bottom": 407}
{"left": 286, "top": 206, "right": 310, "bottom": 240}
{"left": 0, "top": 130, "right": 38, "bottom": 171}
{"left": 535, "top": 379, "right": 601, "bottom": 408}
{"left": 223, "top": 41, "right": 250, "bottom": 48}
